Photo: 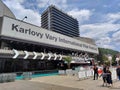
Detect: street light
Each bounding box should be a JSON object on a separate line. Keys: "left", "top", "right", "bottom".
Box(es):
{"left": 98, "top": 61, "right": 100, "bottom": 65}
{"left": 108, "top": 55, "right": 112, "bottom": 67}
{"left": 21, "top": 16, "right": 27, "bottom": 21}
{"left": 116, "top": 57, "right": 119, "bottom": 66}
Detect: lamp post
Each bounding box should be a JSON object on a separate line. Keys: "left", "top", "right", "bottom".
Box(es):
{"left": 108, "top": 55, "right": 112, "bottom": 67}
{"left": 98, "top": 61, "right": 100, "bottom": 65}
{"left": 116, "top": 57, "right": 119, "bottom": 66}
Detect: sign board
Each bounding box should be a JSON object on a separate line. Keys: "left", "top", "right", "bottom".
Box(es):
{"left": 0, "top": 16, "right": 99, "bottom": 54}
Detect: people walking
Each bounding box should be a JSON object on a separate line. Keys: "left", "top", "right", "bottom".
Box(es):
{"left": 106, "top": 66, "right": 113, "bottom": 87}
{"left": 93, "top": 65, "right": 98, "bottom": 80}
{"left": 101, "top": 65, "right": 107, "bottom": 86}
{"left": 116, "top": 65, "right": 120, "bottom": 80}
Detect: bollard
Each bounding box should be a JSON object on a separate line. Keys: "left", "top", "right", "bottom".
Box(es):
{"left": 0, "top": 73, "right": 16, "bottom": 83}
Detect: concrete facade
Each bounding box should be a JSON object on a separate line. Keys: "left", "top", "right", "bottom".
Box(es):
{"left": 74, "top": 37, "right": 96, "bottom": 45}
{"left": 41, "top": 5, "right": 79, "bottom": 37}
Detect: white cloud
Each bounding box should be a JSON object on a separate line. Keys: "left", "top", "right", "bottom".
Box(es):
{"left": 37, "top": 0, "right": 67, "bottom": 10}
{"left": 80, "top": 23, "right": 120, "bottom": 38}
{"left": 96, "top": 37, "right": 111, "bottom": 48}
{"left": 80, "top": 23, "right": 120, "bottom": 50}
{"left": 3, "top": 0, "right": 68, "bottom": 26}
{"left": 68, "top": 9, "right": 92, "bottom": 24}
{"left": 3, "top": 0, "right": 41, "bottom": 26}
{"left": 106, "top": 12, "right": 120, "bottom": 23}
{"left": 112, "top": 30, "right": 120, "bottom": 45}
{"left": 95, "top": 37, "right": 115, "bottom": 49}
{"left": 7, "top": 0, "right": 24, "bottom": 3}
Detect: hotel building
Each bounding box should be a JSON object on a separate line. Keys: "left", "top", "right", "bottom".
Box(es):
{"left": 41, "top": 5, "right": 79, "bottom": 37}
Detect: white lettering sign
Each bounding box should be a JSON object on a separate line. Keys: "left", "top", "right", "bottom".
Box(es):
{"left": 1, "top": 17, "right": 98, "bottom": 54}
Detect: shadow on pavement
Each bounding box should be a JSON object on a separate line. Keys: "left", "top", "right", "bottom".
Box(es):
{"left": 97, "top": 85, "right": 120, "bottom": 90}
{"left": 110, "top": 87, "right": 120, "bottom": 89}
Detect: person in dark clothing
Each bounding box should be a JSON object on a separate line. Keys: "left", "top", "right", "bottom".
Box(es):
{"left": 60, "top": 63, "right": 64, "bottom": 70}
{"left": 106, "top": 67, "right": 113, "bottom": 87}
{"left": 103, "top": 65, "right": 107, "bottom": 73}
{"left": 101, "top": 65, "right": 107, "bottom": 86}
{"left": 116, "top": 65, "right": 120, "bottom": 80}
{"left": 93, "top": 65, "right": 98, "bottom": 80}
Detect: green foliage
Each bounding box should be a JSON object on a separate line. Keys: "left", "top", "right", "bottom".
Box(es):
{"left": 63, "top": 56, "right": 72, "bottom": 69}
{"left": 102, "top": 55, "right": 110, "bottom": 65}
{"left": 97, "top": 48, "right": 119, "bottom": 65}
{"left": 112, "top": 55, "right": 116, "bottom": 63}
{"left": 98, "top": 48, "right": 119, "bottom": 55}
{"left": 63, "top": 56, "right": 72, "bottom": 64}
{"left": 102, "top": 54, "right": 108, "bottom": 62}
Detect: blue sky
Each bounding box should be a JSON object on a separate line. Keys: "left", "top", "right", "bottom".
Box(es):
{"left": 2, "top": 0, "right": 120, "bottom": 52}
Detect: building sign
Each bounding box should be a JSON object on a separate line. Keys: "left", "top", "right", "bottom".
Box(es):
{"left": 0, "top": 16, "right": 98, "bottom": 54}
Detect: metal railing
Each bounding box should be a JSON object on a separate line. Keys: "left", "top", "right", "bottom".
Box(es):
{"left": 0, "top": 73, "right": 16, "bottom": 83}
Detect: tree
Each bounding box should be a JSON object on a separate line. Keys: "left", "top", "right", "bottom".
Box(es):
{"left": 102, "top": 55, "right": 108, "bottom": 62}
{"left": 112, "top": 55, "right": 116, "bottom": 65}
{"left": 97, "top": 48, "right": 119, "bottom": 64}
{"left": 63, "top": 56, "right": 72, "bottom": 69}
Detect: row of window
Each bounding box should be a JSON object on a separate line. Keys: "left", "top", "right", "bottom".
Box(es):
{"left": 50, "top": 7, "right": 77, "bottom": 22}
{"left": 51, "top": 17, "right": 79, "bottom": 32}
{"left": 50, "top": 11, "right": 78, "bottom": 26}
{"left": 51, "top": 20, "right": 79, "bottom": 35}
{"left": 51, "top": 24, "right": 79, "bottom": 37}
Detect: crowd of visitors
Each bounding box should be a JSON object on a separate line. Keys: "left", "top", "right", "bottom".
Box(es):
{"left": 93, "top": 64, "right": 120, "bottom": 87}
{"left": 58, "top": 61, "right": 120, "bottom": 88}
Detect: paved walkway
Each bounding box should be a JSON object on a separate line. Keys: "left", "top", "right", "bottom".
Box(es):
{"left": 31, "top": 75, "right": 120, "bottom": 90}
{"left": 0, "top": 75, "right": 119, "bottom": 90}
